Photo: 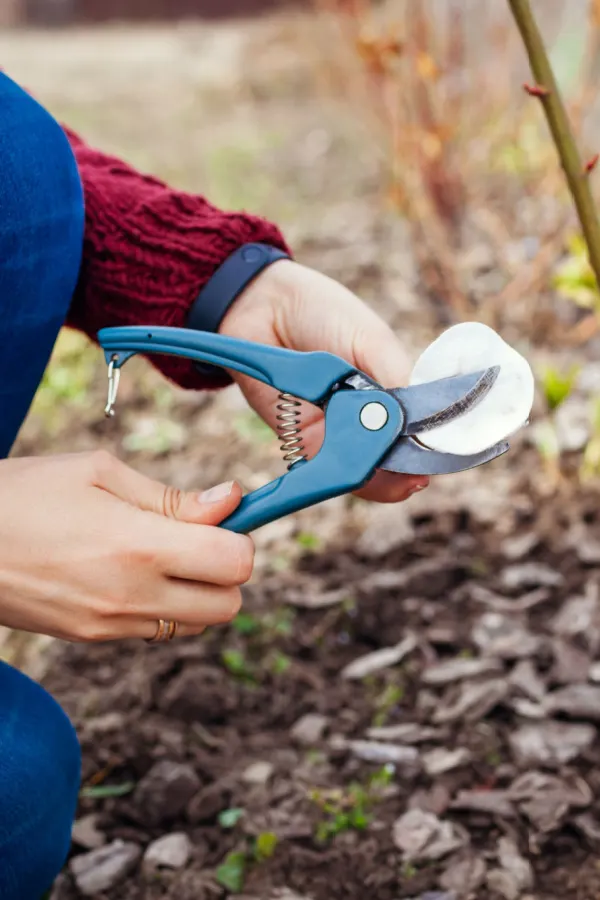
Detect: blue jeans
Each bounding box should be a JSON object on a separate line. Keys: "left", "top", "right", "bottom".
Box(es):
{"left": 0, "top": 73, "right": 85, "bottom": 897}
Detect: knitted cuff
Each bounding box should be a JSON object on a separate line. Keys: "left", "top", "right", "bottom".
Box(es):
{"left": 64, "top": 127, "right": 292, "bottom": 391}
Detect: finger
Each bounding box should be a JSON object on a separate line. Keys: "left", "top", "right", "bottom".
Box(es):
{"left": 158, "top": 579, "right": 243, "bottom": 627}
{"left": 355, "top": 470, "right": 429, "bottom": 503}
{"left": 353, "top": 319, "right": 413, "bottom": 389}
{"left": 122, "top": 582, "right": 243, "bottom": 638}
{"left": 134, "top": 512, "right": 255, "bottom": 586}
{"left": 194, "top": 481, "right": 244, "bottom": 524}
{"left": 89, "top": 451, "right": 243, "bottom": 524}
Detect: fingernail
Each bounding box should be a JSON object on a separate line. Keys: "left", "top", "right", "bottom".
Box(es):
{"left": 199, "top": 481, "right": 234, "bottom": 504}
{"left": 408, "top": 481, "right": 428, "bottom": 496}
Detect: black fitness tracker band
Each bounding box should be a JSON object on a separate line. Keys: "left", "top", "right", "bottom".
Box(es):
{"left": 187, "top": 242, "right": 290, "bottom": 375}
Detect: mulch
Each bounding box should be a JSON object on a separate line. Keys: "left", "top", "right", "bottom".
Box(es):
{"left": 45, "top": 476, "right": 600, "bottom": 900}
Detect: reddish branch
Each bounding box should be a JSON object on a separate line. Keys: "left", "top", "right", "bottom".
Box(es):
{"left": 509, "top": 0, "right": 600, "bottom": 297}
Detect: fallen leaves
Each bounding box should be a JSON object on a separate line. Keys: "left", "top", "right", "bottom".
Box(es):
{"left": 432, "top": 679, "right": 508, "bottom": 724}
{"left": 340, "top": 633, "right": 418, "bottom": 679}
{"left": 508, "top": 720, "right": 595, "bottom": 766}
{"left": 392, "top": 809, "right": 467, "bottom": 863}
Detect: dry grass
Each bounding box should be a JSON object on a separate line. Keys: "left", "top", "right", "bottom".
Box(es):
{"left": 311, "top": 0, "right": 600, "bottom": 329}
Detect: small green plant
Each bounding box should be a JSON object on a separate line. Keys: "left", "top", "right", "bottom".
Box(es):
{"left": 232, "top": 612, "right": 261, "bottom": 636}
{"left": 254, "top": 831, "right": 278, "bottom": 861}
{"left": 296, "top": 531, "right": 322, "bottom": 551}
{"left": 311, "top": 787, "right": 370, "bottom": 843}
{"left": 539, "top": 362, "right": 580, "bottom": 411}
{"left": 79, "top": 781, "right": 135, "bottom": 799}
{"left": 232, "top": 607, "right": 295, "bottom": 640}
{"left": 402, "top": 862, "right": 418, "bottom": 880}
{"left": 268, "top": 650, "right": 292, "bottom": 675}
{"left": 310, "top": 766, "right": 394, "bottom": 843}
{"left": 224, "top": 606, "right": 296, "bottom": 684}
{"left": 261, "top": 607, "right": 296, "bottom": 638}
{"left": 215, "top": 833, "right": 279, "bottom": 894}
{"left": 221, "top": 648, "right": 256, "bottom": 683}
{"left": 371, "top": 682, "right": 405, "bottom": 728}
{"left": 553, "top": 234, "right": 600, "bottom": 311}
{"left": 216, "top": 850, "right": 247, "bottom": 893}
{"left": 218, "top": 807, "right": 245, "bottom": 829}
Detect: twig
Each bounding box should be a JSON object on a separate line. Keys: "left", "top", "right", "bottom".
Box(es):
{"left": 508, "top": 0, "right": 600, "bottom": 294}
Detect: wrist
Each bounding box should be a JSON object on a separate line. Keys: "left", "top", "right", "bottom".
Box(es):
{"left": 187, "top": 243, "right": 291, "bottom": 337}
{"left": 219, "top": 258, "right": 297, "bottom": 341}
{"left": 186, "top": 243, "right": 292, "bottom": 377}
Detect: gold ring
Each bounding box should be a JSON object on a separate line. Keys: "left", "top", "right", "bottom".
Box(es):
{"left": 145, "top": 619, "right": 178, "bottom": 644}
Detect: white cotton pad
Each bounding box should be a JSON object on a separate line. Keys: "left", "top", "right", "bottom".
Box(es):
{"left": 409, "top": 322, "right": 534, "bottom": 456}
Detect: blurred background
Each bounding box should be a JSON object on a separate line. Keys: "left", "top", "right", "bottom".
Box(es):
{"left": 4, "top": 2, "right": 600, "bottom": 898}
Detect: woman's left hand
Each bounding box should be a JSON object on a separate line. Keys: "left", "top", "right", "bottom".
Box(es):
{"left": 219, "top": 259, "right": 428, "bottom": 503}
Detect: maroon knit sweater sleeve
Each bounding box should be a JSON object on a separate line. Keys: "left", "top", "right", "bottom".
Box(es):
{"left": 63, "top": 125, "right": 292, "bottom": 390}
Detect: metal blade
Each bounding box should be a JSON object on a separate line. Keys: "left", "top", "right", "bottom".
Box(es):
{"left": 389, "top": 366, "right": 500, "bottom": 435}
{"left": 378, "top": 437, "right": 509, "bottom": 475}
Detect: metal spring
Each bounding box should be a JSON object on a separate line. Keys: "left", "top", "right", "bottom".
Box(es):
{"left": 276, "top": 392, "right": 306, "bottom": 468}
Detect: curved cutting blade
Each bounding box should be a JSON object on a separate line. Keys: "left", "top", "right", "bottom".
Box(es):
{"left": 389, "top": 366, "right": 500, "bottom": 435}
{"left": 379, "top": 437, "right": 509, "bottom": 475}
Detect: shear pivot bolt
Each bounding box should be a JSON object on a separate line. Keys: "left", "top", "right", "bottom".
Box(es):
{"left": 360, "top": 402, "right": 388, "bottom": 431}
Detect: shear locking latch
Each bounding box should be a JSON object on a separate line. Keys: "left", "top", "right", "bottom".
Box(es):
{"left": 105, "top": 356, "right": 121, "bottom": 418}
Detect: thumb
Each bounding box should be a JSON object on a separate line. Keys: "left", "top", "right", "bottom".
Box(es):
{"left": 186, "top": 481, "right": 244, "bottom": 525}
{"left": 91, "top": 454, "right": 243, "bottom": 525}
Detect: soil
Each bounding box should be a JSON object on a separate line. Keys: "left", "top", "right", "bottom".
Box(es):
{"left": 45, "top": 480, "right": 600, "bottom": 900}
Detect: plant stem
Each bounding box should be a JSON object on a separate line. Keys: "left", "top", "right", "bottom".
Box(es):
{"left": 508, "top": 0, "right": 600, "bottom": 290}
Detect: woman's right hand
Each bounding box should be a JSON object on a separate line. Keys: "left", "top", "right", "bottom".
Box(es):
{"left": 0, "top": 451, "right": 253, "bottom": 642}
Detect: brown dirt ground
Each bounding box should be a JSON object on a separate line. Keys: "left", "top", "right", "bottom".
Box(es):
{"left": 45, "top": 479, "right": 600, "bottom": 899}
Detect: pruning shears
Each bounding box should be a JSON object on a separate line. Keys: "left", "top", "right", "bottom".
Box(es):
{"left": 97, "top": 326, "right": 509, "bottom": 534}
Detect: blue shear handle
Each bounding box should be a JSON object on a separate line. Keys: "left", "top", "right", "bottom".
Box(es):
{"left": 221, "top": 389, "right": 401, "bottom": 533}
{"left": 98, "top": 326, "right": 355, "bottom": 405}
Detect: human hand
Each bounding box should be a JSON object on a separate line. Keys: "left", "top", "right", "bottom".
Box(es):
{"left": 220, "top": 259, "right": 428, "bottom": 502}
{"left": 0, "top": 452, "right": 253, "bottom": 641}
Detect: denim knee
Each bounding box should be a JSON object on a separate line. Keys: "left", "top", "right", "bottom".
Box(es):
{"left": 0, "top": 72, "right": 85, "bottom": 458}
{"left": 0, "top": 661, "right": 81, "bottom": 899}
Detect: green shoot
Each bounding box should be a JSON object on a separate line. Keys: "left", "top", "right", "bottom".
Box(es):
{"left": 269, "top": 651, "right": 292, "bottom": 675}
{"left": 296, "top": 531, "right": 322, "bottom": 551}
{"left": 221, "top": 648, "right": 256, "bottom": 683}
{"left": 215, "top": 851, "right": 247, "bottom": 893}
{"left": 372, "top": 683, "right": 405, "bottom": 728}
{"left": 215, "top": 833, "right": 279, "bottom": 894}
{"left": 231, "top": 612, "right": 261, "bottom": 636}
{"left": 254, "top": 832, "right": 279, "bottom": 861}
{"left": 539, "top": 363, "right": 580, "bottom": 411}
{"left": 310, "top": 766, "right": 394, "bottom": 844}
{"left": 553, "top": 234, "right": 600, "bottom": 311}
{"left": 79, "top": 781, "right": 135, "bottom": 799}
{"left": 218, "top": 808, "right": 245, "bottom": 829}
